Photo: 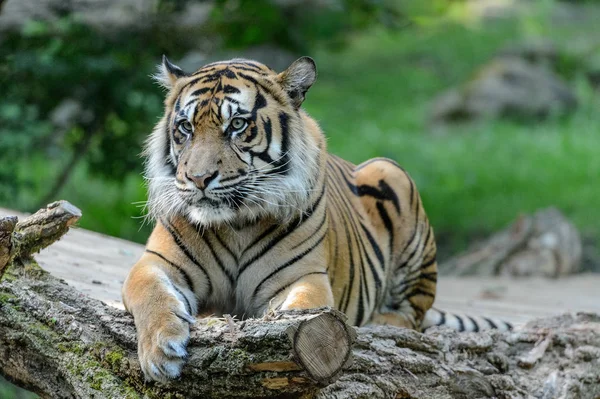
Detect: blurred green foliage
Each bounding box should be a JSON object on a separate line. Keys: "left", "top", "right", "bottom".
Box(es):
{"left": 0, "top": 375, "right": 37, "bottom": 399}
{"left": 0, "top": 15, "right": 189, "bottom": 239}
{"left": 0, "top": 18, "right": 165, "bottom": 188}
{"left": 209, "top": 0, "right": 409, "bottom": 51}
{"left": 0, "top": 0, "right": 599, "bottom": 248}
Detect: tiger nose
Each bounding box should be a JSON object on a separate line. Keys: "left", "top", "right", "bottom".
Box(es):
{"left": 186, "top": 170, "right": 218, "bottom": 190}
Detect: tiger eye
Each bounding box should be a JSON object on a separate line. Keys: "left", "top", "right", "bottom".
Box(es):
{"left": 231, "top": 118, "right": 246, "bottom": 130}
{"left": 181, "top": 120, "right": 193, "bottom": 132}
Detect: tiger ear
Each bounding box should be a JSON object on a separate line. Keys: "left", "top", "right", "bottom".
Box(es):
{"left": 154, "top": 55, "right": 186, "bottom": 89}
{"left": 278, "top": 56, "right": 317, "bottom": 108}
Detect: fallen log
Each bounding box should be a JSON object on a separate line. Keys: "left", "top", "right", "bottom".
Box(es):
{"left": 0, "top": 203, "right": 599, "bottom": 398}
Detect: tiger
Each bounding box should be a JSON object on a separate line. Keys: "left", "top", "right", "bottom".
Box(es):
{"left": 122, "top": 56, "right": 510, "bottom": 383}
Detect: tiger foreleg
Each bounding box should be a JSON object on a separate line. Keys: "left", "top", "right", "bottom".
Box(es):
{"left": 122, "top": 254, "right": 198, "bottom": 382}
{"left": 271, "top": 272, "right": 334, "bottom": 311}
{"left": 369, "top": 312, "right": 416, "bottom": 329}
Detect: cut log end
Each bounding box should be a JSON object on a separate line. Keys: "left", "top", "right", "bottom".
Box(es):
{"left": 287, "top": 310, "right": 355, "bottom": 385}
{"left": 49, "top": 200, "right": 82, "bottom": 226}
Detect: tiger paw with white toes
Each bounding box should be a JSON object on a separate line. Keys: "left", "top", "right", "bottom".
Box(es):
{"left": 121, "top": 264, "right": 198, "bottom": 383}
{"left": 135, "top": 308, "right": 195, "bottom": 382}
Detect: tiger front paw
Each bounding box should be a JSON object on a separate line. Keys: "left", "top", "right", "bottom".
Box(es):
{"left": 136, "top": 308, "right": 195, "bottom": 382}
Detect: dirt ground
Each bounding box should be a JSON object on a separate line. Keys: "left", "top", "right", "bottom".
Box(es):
{"left": 2, "top": 207, "right": 599, "bottom": 326}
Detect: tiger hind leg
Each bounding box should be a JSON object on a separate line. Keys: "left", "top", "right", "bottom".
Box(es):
{"left": 370, "top": 248, "right": 438, "bottom": 331}
{"left": 353, "top": 158, "right": 438, "bottom": 331}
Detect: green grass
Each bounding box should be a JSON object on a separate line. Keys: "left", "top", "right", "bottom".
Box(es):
{"left": 303, "top": 13, "right": 600, "bottom": 250}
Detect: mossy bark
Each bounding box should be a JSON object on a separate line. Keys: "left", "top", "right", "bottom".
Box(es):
{"left": 1, "top": 203, "right": 599, "bottom": 398}
{"left": 0, "top": 261, "right": 361, "bottom": 398}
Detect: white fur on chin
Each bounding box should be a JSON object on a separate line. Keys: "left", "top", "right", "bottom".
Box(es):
{"left": 186, "top": 206, "right": 237, "bottom": 226}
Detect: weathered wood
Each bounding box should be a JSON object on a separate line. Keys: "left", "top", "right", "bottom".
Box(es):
{"left": 286, "top": 310, "right": 355, "bottom": 385}
{"left": 0, "top": 201, "right": 81, "bottom": 279}
{"left": 11, "top": 200, "right": 82, "bottom": 255}
{"left": 0, "top": 261, "right": 354, "bottom": 398}
{"left": 441, "top": 207, "right": 582, "bottom": 277}
{"left": 1, "top": 203, "right": 599, "bottom": 398}
{"left": 0, "top": 216, "right": 16, "bottom": 276}
{"left": 2, "top": 261, "right": 599, "bottom": 398}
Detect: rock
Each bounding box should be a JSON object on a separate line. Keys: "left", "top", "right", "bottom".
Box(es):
{"left": 0, "top": 0, "right": 154, "bottom": 31}
{"left": 174, "top": 1, "right": 212, "bottom": 32}
{"left": 584, "top": 52, "right": 600, "bottom": 90}
{"left": 441, "top": 208, "right": 582, "bottom": 278}
{"left": 50, "top": 98, "right": 82, "bottom": 129}
{"left": 497, "top": 39, "right": 559, "bottom": 68}
{"left": 461, "top": 0, "right": 527, "bottom": 21}
{"left": 502, "top": 208, "right": 582, "bottom": 277}
{"left": 498, "top": 39, "right": 600, "bottom": 92}
{"left": 0, "top": 0, "right": 212, "bottom": 33}
{"left": 430, "top": 57, "right": 578, "bottom": 126}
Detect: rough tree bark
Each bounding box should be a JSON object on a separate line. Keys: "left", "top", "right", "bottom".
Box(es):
{"left": 0, "top": 203, "right": 599, "bottom": 399}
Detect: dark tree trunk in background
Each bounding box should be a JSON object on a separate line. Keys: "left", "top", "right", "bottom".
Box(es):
{"left": 36, "top": 129, "right": 100, "bottom": 210}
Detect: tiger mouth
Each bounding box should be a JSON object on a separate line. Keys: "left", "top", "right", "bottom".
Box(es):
{"left": 201, "top": 196, "right": 223, "bottom": 204}
{"left": 177, "top": 184, "right": 252, "bottom": 212}
{"left": 179, "top": 193, "right": 223, "bottom": 208}
{"left": 191, "top": 197, "right": 223, "bottom": 208}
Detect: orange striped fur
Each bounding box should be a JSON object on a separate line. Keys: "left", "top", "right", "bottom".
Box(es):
{"left": 123, "top": 56, "right": 446, "bottom": 382}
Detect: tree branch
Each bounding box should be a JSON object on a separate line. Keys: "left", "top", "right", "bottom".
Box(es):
{"left": 0, "top": 200, "right": 81, "bottom": 279}
{"left": 1, "top": 203, "right": 599, "bottom": 398}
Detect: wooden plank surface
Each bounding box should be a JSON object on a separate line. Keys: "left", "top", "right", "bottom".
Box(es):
{"left": 2, "top": 207, "right": 599, "bottom": 325}
{"left": 435, "top": 275, "right": 600, "bottom": 325}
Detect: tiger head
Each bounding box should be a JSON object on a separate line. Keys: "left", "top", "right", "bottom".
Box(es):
{"left": 144, "top": 56, "right": 324, "bottom": 226}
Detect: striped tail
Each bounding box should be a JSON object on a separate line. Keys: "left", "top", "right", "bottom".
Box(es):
{"left": 422, "top": 308, "right": 513, "bottom": 332}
